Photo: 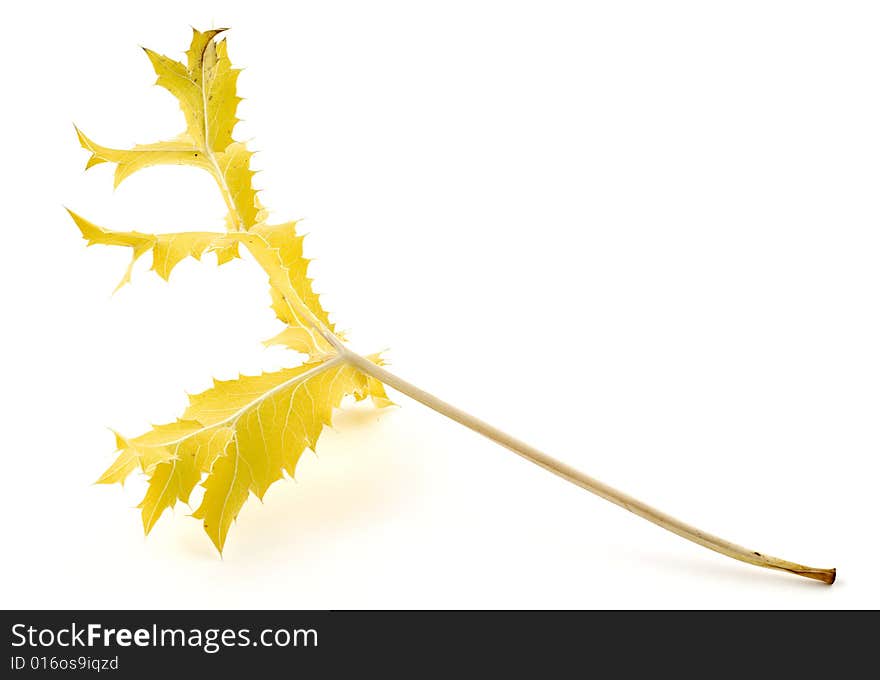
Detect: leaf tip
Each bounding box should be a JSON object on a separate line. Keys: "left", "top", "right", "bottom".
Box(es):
{"left": 140, "top": 45, "right": 159, "bottom": 61}
{"left": 109, "top": 429, "right": 129, "bottom": 451}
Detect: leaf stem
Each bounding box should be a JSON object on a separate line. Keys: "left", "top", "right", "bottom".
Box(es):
{"left": 341, "top": 349, "right": 835, "bottom": 585}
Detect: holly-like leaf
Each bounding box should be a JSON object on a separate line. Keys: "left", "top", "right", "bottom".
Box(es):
{"left": 75, "top": 28, "right": 264, "bottom": 230}
{"left": 69, "top": 210, "right": 239, "bottom": 289}
{"left": 72, "top": 28, "right": 336, "bottom": 359}
{"left": 98, "top": 356, "right": 389, "bottom": 552}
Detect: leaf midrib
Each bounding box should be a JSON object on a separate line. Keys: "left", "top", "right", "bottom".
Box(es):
{"left": 196, "top": 39, "right": 245, "bottom": 231}
{"left": 134, "top": 355, "right": 346, "bottom": 451}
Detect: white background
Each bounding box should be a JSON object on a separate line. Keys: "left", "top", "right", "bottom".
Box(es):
{"left": 1, "top": 1, "right": 877, "bottom": 609}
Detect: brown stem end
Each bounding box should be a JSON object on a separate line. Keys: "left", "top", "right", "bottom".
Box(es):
{"left": 789, "top": 566, "right": 836, "bottom": 585}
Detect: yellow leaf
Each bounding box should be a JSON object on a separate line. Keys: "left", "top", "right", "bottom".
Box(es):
{"left": 74, "top": 128, "right": 213, "bottom": 188}
{"left": 252, "top": 223, "right": 332, "bottom": 329}
{"left": 98, "top": 356, "right": 386, "bottom": 553}
{"left": 75, "top": 28, "right": 264, "bottom": 230}
{"left": 71, "top": 208, "right": 335, "bottom": 357}
{"left": 72, "top": 30, "right": 337, "bottom": 358}
{"left": 68, "top": 209, "right": 239, "bottom": 289}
